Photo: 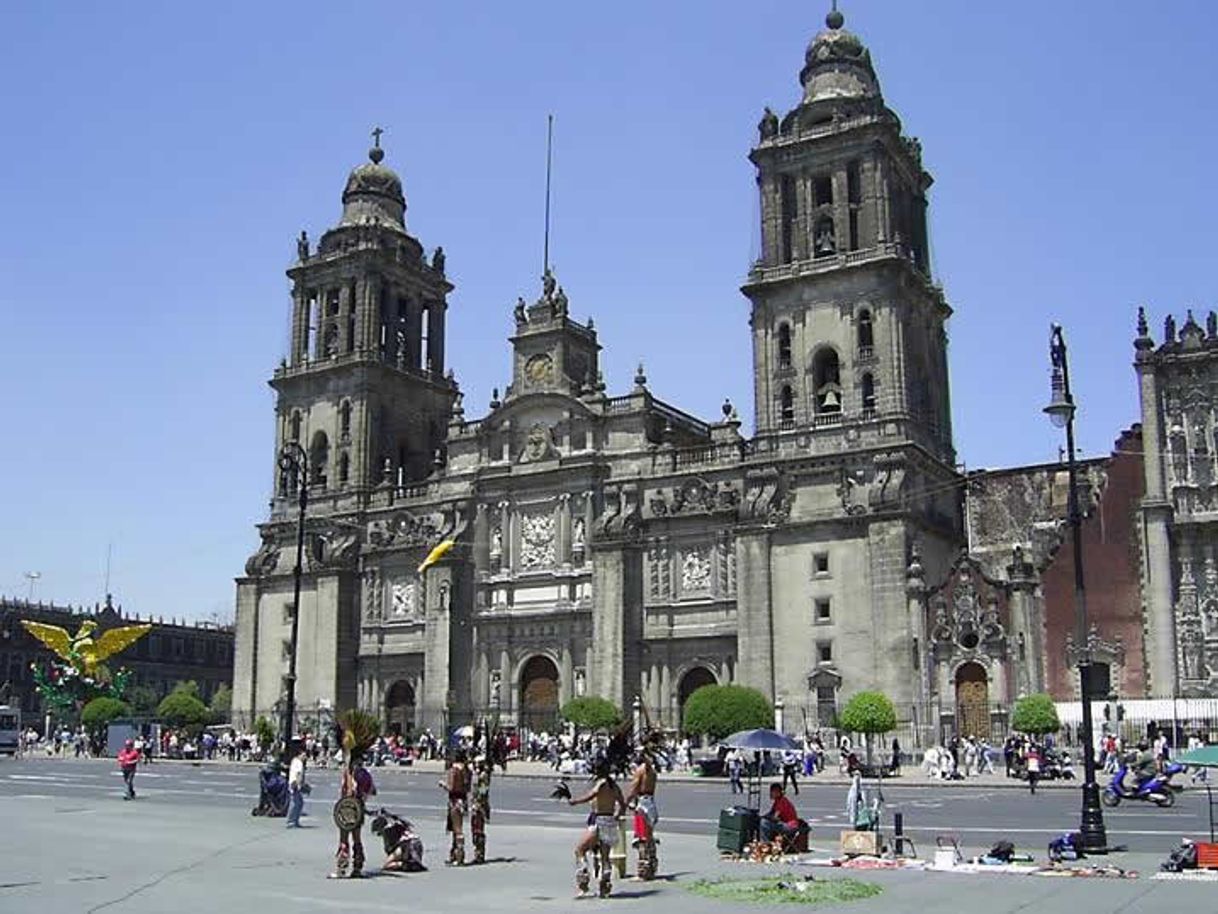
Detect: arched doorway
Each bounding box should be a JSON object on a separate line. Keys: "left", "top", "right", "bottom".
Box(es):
{"left": 955, "top": 662, "right": 990, "bottom": 740}
{"left": 520, "top": 656, "right": 560, "bottom": 732}
{"left": 385, "top": 680, "right": 416, "bottom": 737}
{"left": 677, "top": 666, "right": 718, "bottom": 729}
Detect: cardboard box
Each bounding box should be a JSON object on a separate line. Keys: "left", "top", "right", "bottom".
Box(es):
{"left": 840, "top": 830, "right": 880, "bottom": 856}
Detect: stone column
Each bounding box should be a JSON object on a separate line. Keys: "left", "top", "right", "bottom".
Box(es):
{"left": 874, "top": 157, "right": 889, "bottom": 243}
{"left": 337, "top": 284, "right": 353, "bottom": 353}
{"left": 290, "top": 285, "right": 307, "bottom": 366}
{"left": 735, "top": 530, "right": 775, "bottom": 701}
{"left": 591, "top": 546, "right": 627, "bottom": 707}
{"left": 1136, "top": 349, "right": 1177, "bottom": 696}
{"left": 426, "top": 301, "right": 446, "bottom": 376}
{"left": 560, "top": 644, "right": 573, "bottom": 704}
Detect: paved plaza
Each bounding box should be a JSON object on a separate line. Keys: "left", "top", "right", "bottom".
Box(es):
{"left": 2, "top": 757, "right": 1217, "bottom": 912}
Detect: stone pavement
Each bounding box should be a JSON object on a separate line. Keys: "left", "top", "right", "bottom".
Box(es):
{"left": 0, "top": 785, "right": 1214, "bottom": 913}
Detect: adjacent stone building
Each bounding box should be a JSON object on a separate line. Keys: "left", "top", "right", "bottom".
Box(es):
{"left": 1135, "top": 308, "right": 1218, "bottom": 697}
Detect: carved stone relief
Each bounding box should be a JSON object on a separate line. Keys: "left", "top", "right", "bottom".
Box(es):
{"left": 390, "top": 580, "right": 417, "bottom": 619}
{"left": 519, "top": 507, "right": 556, "bottom": 570}
{"left": 363, "top": 568, "right": 384, "bottom": 620}
{"left": 681, "top": 545, "right": 713, "bottom": 595}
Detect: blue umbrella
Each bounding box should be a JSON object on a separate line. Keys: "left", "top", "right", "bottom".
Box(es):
{"left": 721, "top": 728, "right": 800, "bottom": 752}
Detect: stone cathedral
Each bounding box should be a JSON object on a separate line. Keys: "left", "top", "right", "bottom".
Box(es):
{"left": 232, "top": 10, "right": 1056, "bottom": 738}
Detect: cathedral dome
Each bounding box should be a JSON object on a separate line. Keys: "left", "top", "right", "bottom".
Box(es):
{"left": 799, "top": 9, "right": 881, "bottom": 105}
{"left": 339, "top": 140, "right": 406, "bottom": 230}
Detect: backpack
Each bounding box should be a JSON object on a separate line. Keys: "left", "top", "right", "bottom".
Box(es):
{"left": 988, "top": 840, "right": 1016, "bottom": 862}
{"left": 1162, "top": 842, "right": 1198, "bottom": 872}
{"left": 1047, "top": 832, "right": 1084, "bottom": 862}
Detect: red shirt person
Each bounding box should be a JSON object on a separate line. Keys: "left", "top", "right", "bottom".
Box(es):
{"left": 117, "top": 739, "right": 140, "bottom": 800}
{"left": 760, "top": 783, "right": 800, "bottom": 843}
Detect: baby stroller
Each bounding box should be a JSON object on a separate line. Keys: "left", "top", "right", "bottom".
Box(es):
{"left": 371, "top": 808, "right": 427, "bottom": 872}
{"left": 251, "top": 761, "right": 288, "bottom": 817}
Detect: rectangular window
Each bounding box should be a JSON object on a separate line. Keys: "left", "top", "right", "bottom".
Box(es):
{"left": 849, "top": 209, "right": 859, "bottom": 251}
{"left": 847, "top": 161, "right": 861, "bottom": 204}
{"left": 814, "top": 598, "right": 831, "bottom": 623}
{"left": 814, "top": 176, "right": 833, "bottom": 207}
{"left": 817, "top": 641, "right": 833, "bottom": 664}
{"left": 813, "top": 553, "right": 829, "bottom": 575}
{"left": 780, "top": 175, "right": 798, "bottom": 263}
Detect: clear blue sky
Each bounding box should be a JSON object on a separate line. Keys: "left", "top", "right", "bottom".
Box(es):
{"left": 2, "top": 1, "right": 1214, "bottom": 621}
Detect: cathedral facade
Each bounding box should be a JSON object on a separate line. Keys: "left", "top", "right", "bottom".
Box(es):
{"left": 231, "top": 11, "right": 1080, "bottom": 739}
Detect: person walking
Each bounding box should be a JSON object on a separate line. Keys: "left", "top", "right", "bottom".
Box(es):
{"left": 889, "top": 737, "right": 901, "bottom": 776}
{"left": 727, "top": 749, "right": 744, "bottom": 795}
{"left": 286, "top": 742, "right": 308, "bottom": 827}
{"left": 781, "top": 749, "right": 800, "bottom": 795}
{"left": 117, "top": 739, "right": 140, "bottom": 800}
{"left": 1024, "top": 742, "right": 1042, "bottom": 795}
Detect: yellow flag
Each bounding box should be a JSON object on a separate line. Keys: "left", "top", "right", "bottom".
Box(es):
{"left": 417, "top": 539, "right": 455, "bottom": 574}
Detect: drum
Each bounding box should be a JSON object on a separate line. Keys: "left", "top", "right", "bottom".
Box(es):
{"left": 333, "top": 796, "right": 365, "bottom": 831}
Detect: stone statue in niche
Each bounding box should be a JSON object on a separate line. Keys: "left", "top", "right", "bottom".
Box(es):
{"left": 574, "top": 668, "right": 586, "bottom": 697}
{"left": 297, "top": 230, "right": 309, "bottom": 261}
{"left": 1182, "top": 623, "right": 1206, "bottom": 680}
{"left": 438, "top": 581, "right": 451, "bottom": 612}
{"left": 490, "top": 527, "right": 503, "bottom": 555}
{"left": 490, "top": 670, "right": 502, "bottom": 705}
{"left": 572, "top": 517, "right": 586, "bottom": 550}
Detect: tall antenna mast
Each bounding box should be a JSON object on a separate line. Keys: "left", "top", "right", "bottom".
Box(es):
{"left": 104, "top": 542, "right": 113, "bottom": 596}
{"left": 543, "top": 114, "right": 554, "bottom": 275}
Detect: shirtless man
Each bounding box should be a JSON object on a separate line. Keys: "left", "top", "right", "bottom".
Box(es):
{"left": 625, "top": 751, "right": 659, "bottom": 879}
{"left": 438, "top": 749, "right": 471, "bottom": 865}
{"left": 567, "top": 759, "right": 626, "bottom": 897}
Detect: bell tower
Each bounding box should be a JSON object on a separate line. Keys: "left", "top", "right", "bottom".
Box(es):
{"left": 743, "top": 8, "right": 953, "bottom": 464}
{"left": 272, "top": 133, "right": 457, "bottom": 501}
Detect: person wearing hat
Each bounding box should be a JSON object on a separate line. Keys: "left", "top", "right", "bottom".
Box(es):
{"left": 438, "top": 748, "right": 472, "bottom": 865}
{"left": 117, "top": 738, "right": 140, "bottom": 800}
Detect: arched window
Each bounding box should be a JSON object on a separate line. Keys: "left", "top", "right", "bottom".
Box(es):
{"left": 420, "top": 307, "right": 430, "bottom": 371}
{"left": 289, "top": 412, "right": 302, "bottom": 442}
{"left": 857, "top": 309, "right": 874, "bottom": 351}
{"left": 337, "top": 452, "right": 350, "bottom": 485}
{"left": 779, "top": 385, "right": 795, "bottom": 425}
{"left": 777, "top": 323, "right": 792, "bottom": 368}
{"left": 309, "top": 430, "right": 329, "bottom": 488}
{"left": 812, "top": 348, "right": 841, "bottom": 414}
{"left": 861, "top": 373, "right": 876, "bottom": 414}
{"left": 339, "top": 400, "right": 352, "bottom": 439}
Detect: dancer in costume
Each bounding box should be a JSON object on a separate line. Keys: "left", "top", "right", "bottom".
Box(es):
{"left": 470, "top": 751, "right": 493, "bottom": 863}
{"left": 566, "top": 757, "right": 626, "bottom": 897}
{"left": 370, "top": 808, "right": 427, "bottom": 872}
{"left": 625, "top": 749, "right": 660, "bottom": 879}
{"left": 331, "top": 710, "right": 379, "bottom": 879}
{"left": 438, "top": 748, "right": 471, "bottom": 865}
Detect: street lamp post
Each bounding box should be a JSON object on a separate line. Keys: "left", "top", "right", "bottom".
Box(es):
{"left": 277, "top": 441, "right": 309, "bottom": 750}
{"left": 1043, "top": 323, "right": 1108, "bottom": 852}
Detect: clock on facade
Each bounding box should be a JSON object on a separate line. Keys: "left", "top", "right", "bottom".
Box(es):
{"left": 524, "top": 353, "right": 554, "bottom": 385}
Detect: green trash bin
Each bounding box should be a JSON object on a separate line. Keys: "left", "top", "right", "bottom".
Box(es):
{"left": 716, "top": 806, "right": 759, "bottom": 853}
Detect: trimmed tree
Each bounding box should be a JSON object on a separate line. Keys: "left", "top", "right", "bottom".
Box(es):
{"left": 838, "top": 691, "right": 897, "bottom": 767}
{"left": 81, "top": 696, "right": 130, "bottom": 754}
{"left": 682, "top": 684, "right": 773, "bottom": 741}
{"left": 560, "top": 696, "right": 622, "bottom": 731}
{"left": 157, "top": 686, "right": 209, "bottom": 735}
{"left": 1011, "top": 693, "right": 1061, "bottom": 736}
{"left": 209, "top": 684, "right": 232, "bottom": 723}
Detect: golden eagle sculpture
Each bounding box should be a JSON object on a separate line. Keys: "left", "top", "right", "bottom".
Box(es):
{"left": 21, "top": 616, "right": 151, "bottom": 716}
{"left": 21, "top": 619, "right": 151, "bottom": 675}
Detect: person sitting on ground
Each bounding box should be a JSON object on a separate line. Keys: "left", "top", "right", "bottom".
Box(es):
{"left": 759, "top": 783, "right": 800, "bottom": 844}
